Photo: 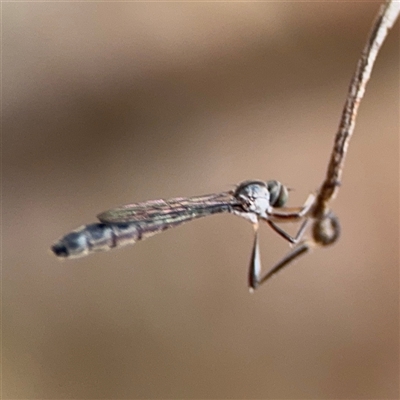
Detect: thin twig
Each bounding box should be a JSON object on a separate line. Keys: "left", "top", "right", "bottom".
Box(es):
{"left": 310, "top": 0, "right": 399, "bottom": 246}
{"left": 258, "top": 0, "right": 399, "bottom": 286}
{"left": 315, "top": 0, "right": 400, "bottom": 213}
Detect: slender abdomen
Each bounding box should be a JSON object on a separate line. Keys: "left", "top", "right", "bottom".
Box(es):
{"left": 52, "top": 203, "right": 234, "bottom": 259}
{"left": 51, "top": 223, "right": 144, "bottom": 259}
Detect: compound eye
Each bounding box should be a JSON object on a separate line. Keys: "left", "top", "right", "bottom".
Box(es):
{"left": 275, "top": 185, "right": 289, "bottom": 207}
{"left": 267, "top": 180, "right": 288, "bottom": 208}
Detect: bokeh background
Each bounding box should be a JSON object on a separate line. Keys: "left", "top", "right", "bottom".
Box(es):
{"left": 3, "top": 2, "right": 399, "bottom": 399}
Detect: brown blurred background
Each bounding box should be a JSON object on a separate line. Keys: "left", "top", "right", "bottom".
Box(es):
{"left": 3, "top": 2, "right": 399, "bottom": 399}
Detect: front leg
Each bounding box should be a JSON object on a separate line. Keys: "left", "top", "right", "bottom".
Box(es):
{"left": 266, "top": 218, "right": 310, "bottom": 244}
{"left": 259, "top": 193, "right": 314, "bottom": 245}
{"left": 267, "top": 193, "right": 315, "bottom": 222}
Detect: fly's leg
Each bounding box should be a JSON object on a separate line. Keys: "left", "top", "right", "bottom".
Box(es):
{"left": 257, "top": 193, "right": 314, "bottom": 245}
{"left": 266, "top": 218, "right": 310, "bottom": 244}
{"left": 248, "top": 194, "right": 314, "bottom": 290}
{"left": 267, "top": 193, "right": 315, "bottom": 221}
{"left": 248, "top": 224, "right": 261, "bottom": 292}
{"left": 248, "top": 223, "right": 312, "bottom": 291}
{"left": 250, "top": 212, "right": 341, "bottom": 290}
{"left": 251, "top": 242, "right": 312, "bottom": 290}
{"left": 248, "top": 217, "right": 312, "bottom": 290}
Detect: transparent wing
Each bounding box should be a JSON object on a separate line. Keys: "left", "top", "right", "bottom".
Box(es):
{"left": 97, "top": 191, "right": 238, "bottom": 225}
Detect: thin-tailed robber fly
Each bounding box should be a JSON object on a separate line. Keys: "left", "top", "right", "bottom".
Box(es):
{"left": 51, "top": 180, "right": 314, "bottom": 289}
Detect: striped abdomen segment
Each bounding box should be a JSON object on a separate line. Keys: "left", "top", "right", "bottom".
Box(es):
{"left": 51, "top": 223, "right": 146, "bottom": 259}
{"left": 51, "top": 203, "right": 232, "bottom": 259}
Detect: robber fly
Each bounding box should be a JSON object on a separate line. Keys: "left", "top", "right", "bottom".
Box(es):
{"left": 51, "top": 180, "right": 314, "bottom": 289}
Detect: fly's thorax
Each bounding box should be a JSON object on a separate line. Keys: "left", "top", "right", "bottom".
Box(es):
{"left": 234, "top": 180, "right": 272, "bottom": 218}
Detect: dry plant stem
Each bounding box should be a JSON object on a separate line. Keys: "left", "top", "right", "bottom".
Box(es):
{"left": 316, "top": 0, "right": 400, "bottom": 213}
{"left": 253, "top": 1, "right": 399, "bottom": 288}
{"left": 312, "top": 0, "right": 399, "bottom": 244}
